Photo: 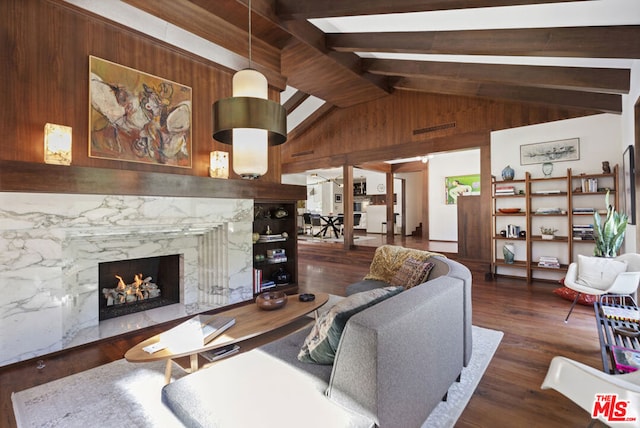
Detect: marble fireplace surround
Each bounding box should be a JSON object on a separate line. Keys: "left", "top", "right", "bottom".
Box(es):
{"left": 0, "top": 192, "right": 254, "bottom": 367}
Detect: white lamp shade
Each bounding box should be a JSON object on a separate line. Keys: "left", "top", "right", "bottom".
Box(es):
{"left": 232, "top": 128, "right": 268, "bottom": 179}
{"left": 209, "top": 150, "right": 229, "bottom": 179}
{"left": 232, "top": 69, "right": 267, "bottom": 99}
{"left": 44, "top": 123, "right": 72, "bottom": 165}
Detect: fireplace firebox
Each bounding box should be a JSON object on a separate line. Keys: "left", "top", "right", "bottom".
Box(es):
{"left": 98, "top": 255, "right": 181, "bottom": 321}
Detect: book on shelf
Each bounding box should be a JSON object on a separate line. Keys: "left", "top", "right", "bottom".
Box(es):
{"left": 572, "top": 208, "right": 595, "bottom": 214}
{"left": 266, "top": 248, "right": 285, "bottom": 257}
{"left": 200, "top": 344, "right": 240, "bottom": 363}
{"left": 601, "top": 306, "right": 640, "bottom": 323}
{"left": 495, "top": 186, "right": 516, "bottom": 195}
{"left": 611, "top": 345, "right": 640, "bottom": 373}
{"left": 535, "top": 208, "right": 563, "bottom": 214}
{"left": 572, "top": 224, "right": 594, "bottom": 240}
{"left": 159, "top": 315, "right": 236, "bottom": 352}
{"left": 253, "top": 268, "right": 263, "bottom": 294}
{"left": 533, "top": 190, "right": 562, "bottom": 195}
{"left": 580, "top": 177, "right": 598, "bottom": 193}
{"left": 538, "top": 256, "right": 560, "bottom": 268}
{"left": 258, "top": 234, "right": 286, "bottom": 243}
{"left": 259, "top": 280, "right": 276, "bottom": 291}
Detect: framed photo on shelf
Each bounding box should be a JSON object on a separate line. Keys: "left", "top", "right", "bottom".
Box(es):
{"left": 622, "top": 145, "right": 636, "bottom": 225}
{"left": 519, "top": 138, "right": 580, "bottom": 165}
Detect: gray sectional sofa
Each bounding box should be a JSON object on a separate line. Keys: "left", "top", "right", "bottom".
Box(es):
{"left": 162, "top": 247, "right": 472, "bottom": 428}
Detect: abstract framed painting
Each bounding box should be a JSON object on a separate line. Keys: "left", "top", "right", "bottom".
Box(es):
{"left": 89, "top": 56, "right": 192, "bottom": 168}
{"left": 519, "top": 138, "right": 579, "bottom": 166}
{"left": 445, "top": 174, "right": 480, "bottom": 205}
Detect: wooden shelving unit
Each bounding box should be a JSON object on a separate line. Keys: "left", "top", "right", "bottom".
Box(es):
{"left": 253, "top": 201, "right": 299, "bottom": 296}
{"left": 491, "top": 166, "right": 618, "bottom": 283}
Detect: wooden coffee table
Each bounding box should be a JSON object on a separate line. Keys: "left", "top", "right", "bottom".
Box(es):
{"left": 125, "top": 293, "right": 328, "bottom": 384}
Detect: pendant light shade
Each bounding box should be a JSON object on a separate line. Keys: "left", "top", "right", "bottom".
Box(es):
{"left": 211, "top": 2, "right": 286, "bottom": 179}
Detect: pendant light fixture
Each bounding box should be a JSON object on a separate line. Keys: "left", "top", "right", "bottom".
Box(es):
{"left": 211, "top": 0, "right": 287, "bottom": 179}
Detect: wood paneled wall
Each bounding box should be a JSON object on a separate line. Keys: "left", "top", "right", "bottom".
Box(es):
{"left": 1, "top": 0, "right": 283, "bottom": 183}
{"left": 281, "top": 90, "right": 595, "bottom": 172}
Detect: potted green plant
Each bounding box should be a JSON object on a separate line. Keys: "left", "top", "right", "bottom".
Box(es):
{"left": 593, "top": 189, "right": 628, "bottom": 257}
{"left": 540, "top": 226, "right": 558, "bottom": 240}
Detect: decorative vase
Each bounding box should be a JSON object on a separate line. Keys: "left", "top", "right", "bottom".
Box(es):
{"left": 272, "top": 267, "right": 291, "bottom": 285}
{"left": 501, "top": 165, "right": 515, "bottom": 181}
{"left": 503, "top": 243, "right": 515, "bottom": 264}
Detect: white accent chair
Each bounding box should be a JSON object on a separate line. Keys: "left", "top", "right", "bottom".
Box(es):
{"left": 563, "top": 253, "right": 640, "bottom": 322}
{"left": 541, "top": 356, "right": 640, "bottom": 428}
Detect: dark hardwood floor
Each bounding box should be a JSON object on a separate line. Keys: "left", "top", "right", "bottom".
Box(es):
{"left": 0, "top": 235, "right": 607, "bottom": 428}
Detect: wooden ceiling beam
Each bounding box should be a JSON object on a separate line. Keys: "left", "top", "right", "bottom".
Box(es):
{"left": 275, "top": 0, "right": 587, "bottom": 20}
{"left": 364, "top": 59, "right": 630, "bottom": 94}
{"left": 283, "top": 90, "right": 310, "bottom": 113}
{"left": 282, "top": 131, "right": 489, "bottom": 174}
{"left": 229, "top": 0, "right": 393, "bottom": 105}
{"left": 395, "top": 77, "right": 621, "bottom": 114}
{"left": 282, "top": 40, "right": 388, "bottom": 107}
{"left": 328, "top": 26, "right": 640, "bottom": 59}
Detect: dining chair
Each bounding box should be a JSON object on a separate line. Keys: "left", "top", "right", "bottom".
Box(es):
{"left": 310, "top": 214, "right": 322, "bottom": 237}
{"left": 336, "top": 214, "right": 345, "bottom": 235}
{"left": 302, "top": 213, "right": 313, "bottom": 235}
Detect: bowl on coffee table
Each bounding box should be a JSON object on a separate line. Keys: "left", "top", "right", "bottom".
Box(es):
{"left": 256, "top": 291, "right": 288, "bottom": 310}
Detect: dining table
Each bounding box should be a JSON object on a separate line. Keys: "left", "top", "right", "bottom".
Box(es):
{"left": 314, "top": 215, "right": 342, "bottom": 239}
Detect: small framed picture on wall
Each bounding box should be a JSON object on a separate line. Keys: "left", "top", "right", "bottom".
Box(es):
{"left": 335, "top": 194, "right": 342, "bottom": 203}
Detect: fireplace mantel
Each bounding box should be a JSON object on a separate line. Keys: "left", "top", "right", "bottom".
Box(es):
{"left": 0, "top": 160, "right": 305, "bottom": 201}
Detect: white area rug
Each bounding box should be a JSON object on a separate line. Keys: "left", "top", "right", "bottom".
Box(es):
{"left": 12, "top": 326, "right": 502, "bottom": 428}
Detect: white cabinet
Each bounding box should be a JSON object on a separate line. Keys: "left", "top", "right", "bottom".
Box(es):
{"left": 366, "top": 174, "right": 386, "bottom": 195}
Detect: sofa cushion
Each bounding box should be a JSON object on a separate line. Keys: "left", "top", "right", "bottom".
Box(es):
{"left": 345, "top": 279, "right": 390, "bottom": 296}
{"left": 364, "top": 245, "right": 442, "bottom": 283}
{"left": 576, "top": 254, "right": 627, "bottom": 290}
{"left": 389, "top": 257, "right": 434, "bottom": 289}
{"left": 298, "top": 286, "right": 404, "bottom": 364}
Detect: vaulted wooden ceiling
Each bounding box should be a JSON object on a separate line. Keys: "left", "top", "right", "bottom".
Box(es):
{"left": 120, "top": 0, "right": 639, "bottom": 137}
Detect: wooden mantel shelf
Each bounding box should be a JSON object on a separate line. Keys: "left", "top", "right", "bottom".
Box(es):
{"left": 0, "top": 160, "right": 306, "bottom": 201}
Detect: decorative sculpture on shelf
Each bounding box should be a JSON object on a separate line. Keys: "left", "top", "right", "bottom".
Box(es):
{"left": 503, "top": 243, "right": 515, "bottom": 264}
{"left": 501, "top": 165, "right": 515, "bottom": 181}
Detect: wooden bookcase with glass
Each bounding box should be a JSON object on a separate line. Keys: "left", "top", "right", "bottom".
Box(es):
{"left": 253, "top": 201, "right": 298, "bottom": 296}
{"left": 491, "top": 166, "right": 618, "bottom": 283}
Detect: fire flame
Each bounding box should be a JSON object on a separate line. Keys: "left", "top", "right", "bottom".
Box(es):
{"left": 115, "top": 275, "right": 126, "bottom": 290}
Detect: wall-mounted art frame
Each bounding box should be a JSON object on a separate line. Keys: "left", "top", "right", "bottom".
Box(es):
{"left": 335, "top": 193, "right": 343, "bottom": 203}
{"left": 89, "top": 56, "right": 192, "bottom": 168}
{"left": 520, "top": 138, "right": 580, "bottom": 166}
{"left": 622, "top": 145, "right": 636, "bottom": 225}
{"left": 445, "top": 174, "right": 480, "bottom": 205}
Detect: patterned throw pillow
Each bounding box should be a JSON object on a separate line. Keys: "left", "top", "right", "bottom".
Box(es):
{"left": 389, "top": 257, "right": 434, "bottom": 289}
{"left": 298, "top": 286, "right": 404, "bottom": 365}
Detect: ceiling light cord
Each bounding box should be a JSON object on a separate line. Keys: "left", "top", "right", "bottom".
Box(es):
{"left": 248, "top": 0, "right": 252, "bottom": 69}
